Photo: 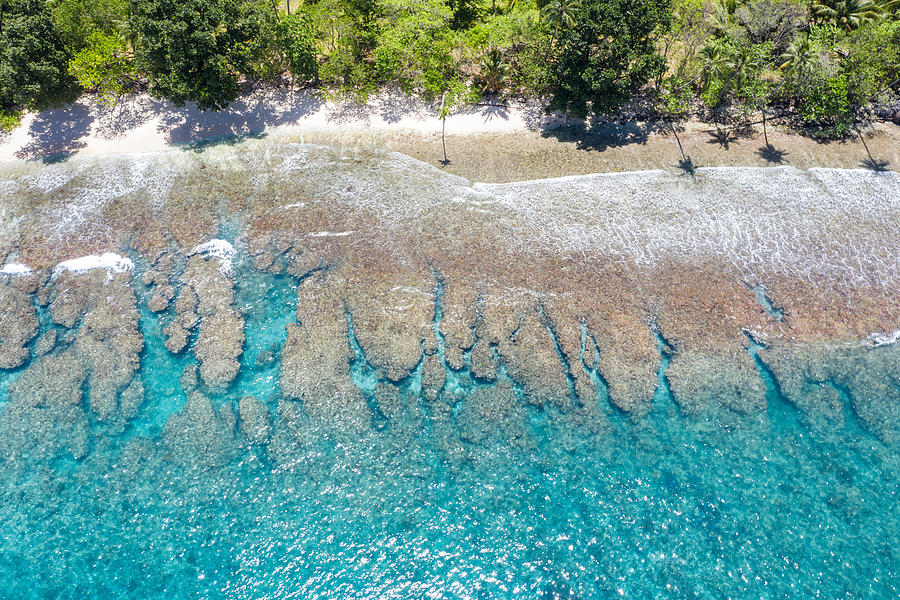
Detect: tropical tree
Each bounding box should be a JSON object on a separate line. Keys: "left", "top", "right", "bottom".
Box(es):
{"left": 541, "top": 0, "right": 580, "bottom": 56}
{"left": 0, "top": 0, "right": 75, "bottom": 113}
{"left": 276, "top": 10, "right": 319, "bottom": 84}
{"left": 479, "top": 48, "right": 510, "bottom": 93}
{"left": 132, "top": 0, "right": 276, "bottom": 110}
{"left": 51, "top": 0, "right": 130, "bottom": 51}
{"left": 547, "top": 0, "right": 672, "bottom": 117}
{"left": 779, "top": 33, "right": 818, "bottom": 86}
{"left": 811, "top": 0, "right": 883, "bottom": 31}
{"left": 880, "top": 0, "right": 899, "bottom": 14}
{"left": 68, "top": 30, "right": 136, "bottom": 104}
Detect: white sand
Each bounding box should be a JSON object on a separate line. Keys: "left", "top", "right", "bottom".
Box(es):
{"left": 0, "top": 87, "right": 561, "bottom": 162}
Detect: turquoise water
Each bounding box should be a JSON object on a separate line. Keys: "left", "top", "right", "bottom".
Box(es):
{"left": 0, "top": 257, "right": 897, "bottom": 600}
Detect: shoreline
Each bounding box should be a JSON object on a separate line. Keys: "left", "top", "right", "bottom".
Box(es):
{"left": 1, "top": 88, "right": 897, "bottom": 182}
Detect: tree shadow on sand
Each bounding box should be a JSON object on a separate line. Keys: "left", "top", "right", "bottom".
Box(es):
{"left": 540, "top": 120, "right": 666, "bottom": 152}
{"left": 158, "top": 88, "right": 325, "bottom": 146}
{"left": 855, "top": 129, "right": 891, "bottom": 173}
{"left": 756, "top": 144, "right": 789, "bottom": 164}
{"left": 15, "top": 104, "right": 94, "bottom": 160}
{"left": 677, "top": 156, "right": 696, "bottom": 176}
{"left": 706, "top": 127, "right": 741, "bottom": 149}
{"left": 860, "top": 156, "right": 891, "bottom": 172}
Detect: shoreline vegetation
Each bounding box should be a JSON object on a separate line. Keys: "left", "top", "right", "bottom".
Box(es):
{"left": 1, "top": 0, "right": 899, "bottom": 166}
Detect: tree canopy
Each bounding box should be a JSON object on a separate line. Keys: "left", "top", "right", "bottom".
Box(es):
{"left": 546, "top": 0, "right": 672, "bottom": 117}
{"left": 0, "top": 0, "right": 898, "bottom": 138}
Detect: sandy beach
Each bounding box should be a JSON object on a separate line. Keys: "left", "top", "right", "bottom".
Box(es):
{"left": 1, "top": 87, "right": 897, "bottom": 182}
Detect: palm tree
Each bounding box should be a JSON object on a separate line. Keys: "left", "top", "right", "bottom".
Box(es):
{"left": 699, "top": 43, "right": 729, "bottom": 91}
{"left": 706, "top": 0, "right": 741, "bottom": 37}
{"left": 541, "top": 0, "right": 581, "bottom": 57}
{"left": 811, "top": 0, "right": 883, "bottom": 31}
{"left": 779, "top": 34, "right": 818, "bottom": 87}
{"left": 479, "top": 49, "right": 510, "bottom": 94}
{"left": 880, "top": 0, "right": 899, "bottom": 12}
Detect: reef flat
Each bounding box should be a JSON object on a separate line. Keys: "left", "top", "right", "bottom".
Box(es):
{"left": 0, "top": 142, "right": 898, "bottom": 598}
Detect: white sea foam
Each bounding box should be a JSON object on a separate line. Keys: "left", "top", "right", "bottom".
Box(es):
{"left": 866, "top": 330, "right": 900, "bottom": 348}
{"left": 0, "top": 262, "right": 32, "bottom": 276}
{"left": 478, "top": 166, "right": 900, "bottom": 290}
{"left": 191, "top": 239, "right": 236, "bottom": 275}
{"left": 307, "top": 231, "right": 355, "bottom": 237}
{"left": 53, "top": 253, "right": 134, "bottom": 281}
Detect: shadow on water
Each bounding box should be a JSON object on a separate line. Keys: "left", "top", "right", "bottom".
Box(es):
{"left": 178, "top": 131, "right": 269, "bottom": 153}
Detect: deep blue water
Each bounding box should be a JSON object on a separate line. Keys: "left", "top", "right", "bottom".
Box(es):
{"left": 0, "top": 257, "right": 897, "bottom": 600}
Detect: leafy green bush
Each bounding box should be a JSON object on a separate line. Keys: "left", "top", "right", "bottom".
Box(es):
{"left": 373, "top": 0, "right": 458, "bottom": 98}
{"left": 799, "top": 72, "right": 853, "bottom": 135}
{"left": 68, "top": 31, "right": 136, "bottom": 104}
{"left": 0, "top": 110, "right": 23, "bottom": 133}
{"left": 548, "top": 0, "right": 672, "bottom": 117}
{"left": 276, "top": 11, "right": 320, "bottom": 82}
{"left": 132, "top": 0, "right": 276, "bottom": 110}
{"left": 52, "top": 0, "right": 130, "bottom": 51}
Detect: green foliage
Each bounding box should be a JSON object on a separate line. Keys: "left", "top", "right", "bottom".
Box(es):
{"left": 658, "top": 75, "right": 693, "bottom": 116}
{"left": 547, "top": 0, "right": 672, "bottom": 117}
{"left": 812, "top": 0, "right": 883, "bottom": 31}
{"left": 1, "top": 0, "right": 897, "bottom": 130}
{"left": 479, "top": 48, "right": 510, "bottom": 92}
{"left": 372, "top": 0, "right": 459, "bottom": 98}
{"left": 68, "top": 31, "right": 136, "bottom": 104}
{"left": 132, "top": 0, "right": 276, "bottom": 110}
{"left": 0, "top": 109, "right": 22, "bottom": 133}
{"left": 276, "top": 11, "right": 319, "bottom": 82}
{"left": 0, "top": 0, "right": 76, "bottom": 111}
{"left": 840, "top": 19, "right": 900, "bottom": 104}
{"left": 699, "top": 38, "right": 773, "bottom": 110}
{"left": 798, "top": 72, "right": 853, "bottom": 135}
{"left": 52, "top": 0, "right": 130, "bottom": 51}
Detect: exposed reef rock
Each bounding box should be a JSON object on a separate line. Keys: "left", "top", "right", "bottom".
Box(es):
{"left": 0, "top": 273, "right": 39, "bottom": 369}
{"left": 48, "top": 269, "right": 143, "bottom": 421}
{"left": 173, "top": 254, "right": 245, "bottom": 390}
{"left": 1, "top": 144, "right": 898, "bottom": 451}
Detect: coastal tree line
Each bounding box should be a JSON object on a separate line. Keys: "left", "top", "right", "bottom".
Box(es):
{"left": 0, "top": 0, "right": 898, "bottom": 137}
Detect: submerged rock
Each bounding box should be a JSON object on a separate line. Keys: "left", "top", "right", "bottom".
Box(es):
{"left": 239, "top": 396, "right": 272, "bottom": 444}
{"left": 163, "top": 390, "right": 236, "bottom": 468}
{"left": 0, "top": 351, "right": 90, "bottom": 462}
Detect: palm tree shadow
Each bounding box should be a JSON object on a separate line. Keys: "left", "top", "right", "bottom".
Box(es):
{"left": 677, "top": 156, "right": 696, "bottom": 176}
{"left": 707, "top": 128, "right": 738, "bottom": 149}
{"left": 860, "top": 157, "right": 890, "bottom": 172}
{"left": 757, "top": 144, "right": 788, "bottom": 164}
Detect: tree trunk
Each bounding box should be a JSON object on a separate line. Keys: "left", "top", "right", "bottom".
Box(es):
{"left": 442, "top": 117, "right": 448, "bottom": 163}
{"left": 762, "top": 108, "right": 768, "bottom": 147}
